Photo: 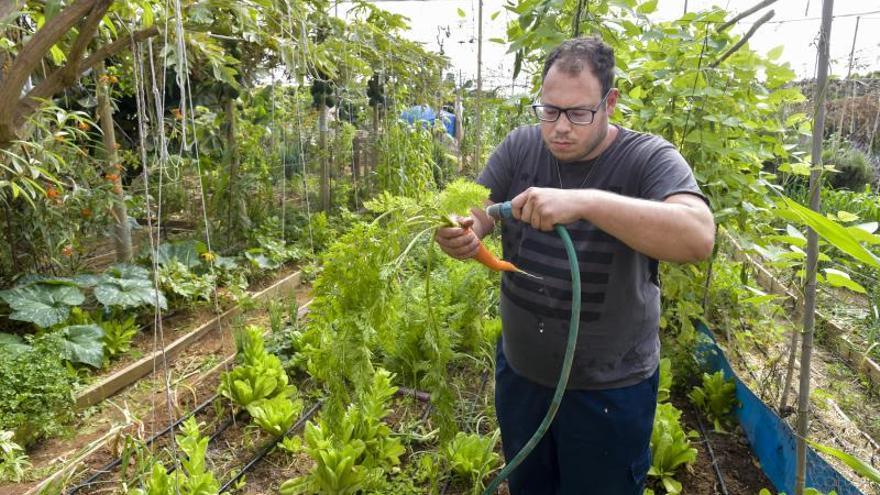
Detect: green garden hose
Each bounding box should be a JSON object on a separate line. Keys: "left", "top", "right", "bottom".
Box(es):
{"left": 482, "top": 202, "right": 582, "bottom": 495}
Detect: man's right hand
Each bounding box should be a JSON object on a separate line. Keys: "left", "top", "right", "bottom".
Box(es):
{"left": 435, "top": 207, "right": 492, "bottom": 259}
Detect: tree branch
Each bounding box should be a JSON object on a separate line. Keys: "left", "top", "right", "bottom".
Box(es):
{"left": 710, "top": 10, "right": 775, "bottom": 69}
{"left": 717, "top": 0, "right": 777, "bottom": 33}
{"left": 0, "top": 0, "right": 20, "bottom": 22}
{"left": 64, "top": 0, "right": 113, "bottom": 79}
{"left": 0, "top": 0, "right": 102, "bottom": 107}
{"left": 13, "top": 26, "right": 159, "bottom": 125}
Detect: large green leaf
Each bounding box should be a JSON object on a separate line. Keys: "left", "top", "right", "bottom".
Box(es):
{"left": 0, "top": 284, "right": 85, "bottom": 327}
{"left": 59, "top": 324, "right": 105, "bottom": 368}
{"left": 0, "top": 332, "right": 31, "bottom": 356}
{"left": 95, "top": 276, "right": 167, "bottom": 310}
{"left": 106, "top": 263, "right": 151, "bottom": 280}
{"left": 157, "top": 241, "right": 207, "bottom": 268}
{"left": 775, "top": 196, "right": 880, "bottom": 269}
{"left": 809, "top": 440, "right": 880, "bottom": 483}
{"left": 245, "top": 250, "right": 281, "bottom": 270}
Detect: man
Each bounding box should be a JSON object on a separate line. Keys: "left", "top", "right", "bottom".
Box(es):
{"left": 435, "top": 36, "right": 714, "bottom": 494}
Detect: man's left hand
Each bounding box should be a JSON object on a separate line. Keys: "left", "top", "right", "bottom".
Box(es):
{"left": 510, "top": 187, "right": 587, "bottom": 231}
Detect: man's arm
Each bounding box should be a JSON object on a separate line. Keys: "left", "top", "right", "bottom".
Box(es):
{"left": 511, "top": 188, "right": 715, "bottom": 263}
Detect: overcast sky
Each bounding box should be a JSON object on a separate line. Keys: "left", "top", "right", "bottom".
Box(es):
{"left": 340, "top": 0, "right": 880, "bottom": 92}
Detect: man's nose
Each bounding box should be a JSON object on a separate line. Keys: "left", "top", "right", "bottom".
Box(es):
{"left": 554, "top": 112, "right": 573, "bottom": 133}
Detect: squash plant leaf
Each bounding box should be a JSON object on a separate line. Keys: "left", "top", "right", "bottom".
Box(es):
{"left": 59, "top": 324, "right": 105, "bottom": 368}
{"left": 156, "top": 240, "right": 207, "bottom": 268}
{"left": 0, "top": 332, "right": 30, "bottom": 357}
{"left": 95, "top": 275, "right": 167, "bottom": 310}
{"left": 0, "top": 284, "right": 85, "bottom": 328}
{"left": 105, "top": 263, "right": 150, "bottom": 280}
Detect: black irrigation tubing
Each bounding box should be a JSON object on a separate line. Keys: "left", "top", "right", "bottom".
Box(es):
{"left": 692, "top": 404, "right": 730, "bottom": 495}
{"left": 65, "top": 393, "right": 221, "bottom": 495}
{"left": 396, "top": 386, "right": 432, "bottom": 402}
{"left": 218, "top": 400, "right": 323, "bottom": 493}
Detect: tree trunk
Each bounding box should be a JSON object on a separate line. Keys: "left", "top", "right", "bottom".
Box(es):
{"left": 96, "top": 62, "right": 132, "bottom": 262}
{"left": 319, "top": 103, "right": 330, "bottom": 213}
{"left": 223, "top": 95, "right": 240, "bottom": 247}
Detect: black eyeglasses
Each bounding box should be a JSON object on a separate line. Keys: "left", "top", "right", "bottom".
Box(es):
{"left": 531, "top": 89, "right": 612, "bottom": 125}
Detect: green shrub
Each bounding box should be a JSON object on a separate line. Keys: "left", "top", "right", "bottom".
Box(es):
{"left": 823, "top": 144, "right": 875, "bottom": 191}
{"left": 0, "top": 334, "right": 75, "bottom": 446}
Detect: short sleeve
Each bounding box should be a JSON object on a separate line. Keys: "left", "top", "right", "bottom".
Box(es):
{"left": 638, "top": 143, "right": 708, "bottom": 205}
{"left": 477, "top": 132, "right": 517, "bottom": 203}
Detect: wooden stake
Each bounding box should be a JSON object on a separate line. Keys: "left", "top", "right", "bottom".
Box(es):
{"left": 796, "top": 1, "right": 834, "bottom": 493}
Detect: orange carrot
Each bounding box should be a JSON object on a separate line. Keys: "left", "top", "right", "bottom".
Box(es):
{"left": 463, "top": 225, "right": 529, "bottom": 275}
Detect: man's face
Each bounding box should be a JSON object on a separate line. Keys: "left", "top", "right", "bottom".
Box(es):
{"left": 539, "top": 65, "right": 617, "bottom": 162}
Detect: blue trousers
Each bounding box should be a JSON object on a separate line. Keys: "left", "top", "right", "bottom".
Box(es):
{"left": 495, "top": 340, "right": 658, "bottom": 495}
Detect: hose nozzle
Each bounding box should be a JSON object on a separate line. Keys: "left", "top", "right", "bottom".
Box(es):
{"left": 486, "top": 201, "right": 513, "bottom": 221}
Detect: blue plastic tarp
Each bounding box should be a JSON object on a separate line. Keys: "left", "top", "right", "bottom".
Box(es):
{"left": 695, "top": 322, "right": 863, "bottom": 495}
{"left": 400, "top": 105, "right": 455, "bottom": 137}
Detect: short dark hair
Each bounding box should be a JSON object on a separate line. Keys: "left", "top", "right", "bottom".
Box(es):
{"left": 542, "top": 36, "right": 615, "bottom": 96}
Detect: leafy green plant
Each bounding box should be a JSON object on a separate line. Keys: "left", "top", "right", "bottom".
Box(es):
{"left": 657, "top": 358, "right": 672, "bottom": 403}
{"left": 688, "top": 371, "right": 738, "bottom": 432}
{"left": 158, "top": 259, "right": 216, "bottom": 303}
{"left": 244, "top": 235, "right": 304, "bottom": 271}
{"left": 129, "top": 417, "right": 219, "bottom": 495}
{"left": 246, "top": 394, "right": 303, "bottom": 437}
{"left": 280, "top": 369, "right": 404, "bottom": 494}
{"left": 267, "top": 298, "right": 284, "bottom": 334}
{"left": 0, "top": 281, "right": 84, "bottom": 328}
{"left": 279, "top": 422, "right": 376, "bottom": 495}
{"left": 823, "top": 143, "right": 874, "bottom": 191}
{"left": 100, "top": 315, "right": 139, "bottom": 360}
{"left": 0, "top": 334, "right": 75, "bottom": 446}
{"left": 808, "top": 440, "right": 880, "bottom": 485}
{"left": 218, "top": 325, "right": 291, "bottom": 408}
{"left": 443, "top": 430, "right": 501, "bottom": 495}
{"left": 0, "top": 429, "right": 31, "bottom": 482}
{"left": 155, "top": 240, "right": 207, "bottom": 269}
{"left": 647, "top": 402, "right": 698, "bottom": 495}
{"left": 93, "top": 264, "right": 167, "bottom": 311}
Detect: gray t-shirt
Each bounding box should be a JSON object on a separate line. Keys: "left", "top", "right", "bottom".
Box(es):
{"left": 478, "top": 124, "right": 707, "bottom": 390}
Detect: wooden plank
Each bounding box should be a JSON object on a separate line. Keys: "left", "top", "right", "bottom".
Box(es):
{"left": 75, "top": 271, "right": 302, "bottom": 409}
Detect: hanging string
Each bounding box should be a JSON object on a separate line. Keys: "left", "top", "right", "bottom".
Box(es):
{"left": 294, "top": 13, "right": 315, "bottom": 254}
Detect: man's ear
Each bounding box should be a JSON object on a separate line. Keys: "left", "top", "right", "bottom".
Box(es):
{"left": 606, "top": 88, "right": 620, "bottom": 116}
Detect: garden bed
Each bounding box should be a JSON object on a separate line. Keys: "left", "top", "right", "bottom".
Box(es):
{"left": 2, "top": 276, "right": 312, "bottom": 495}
